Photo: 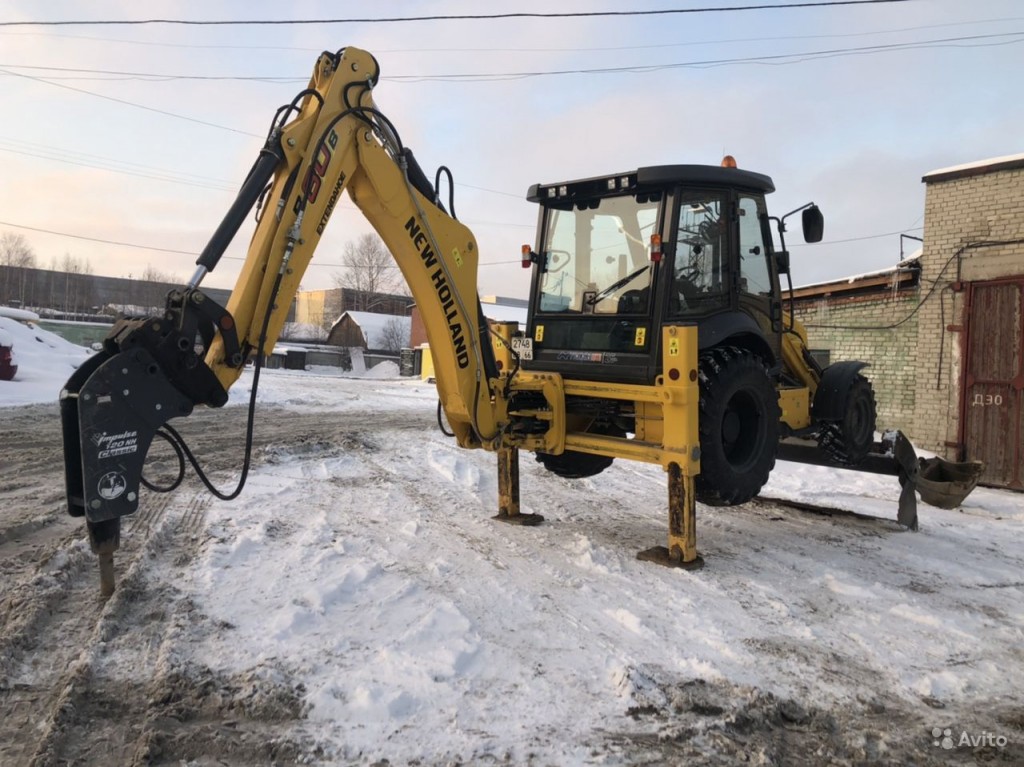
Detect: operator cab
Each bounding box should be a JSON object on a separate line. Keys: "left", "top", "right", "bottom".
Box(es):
{"left": 522, "top": 160, "right": 820, "bottom": 384}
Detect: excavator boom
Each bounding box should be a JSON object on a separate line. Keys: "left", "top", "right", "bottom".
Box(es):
{"left": 61, "top": 49, "right": 505, "bottom": 532}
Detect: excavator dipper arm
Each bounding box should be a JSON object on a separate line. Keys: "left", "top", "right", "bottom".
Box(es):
{"left": 60, "top": 48, "right": 501, "bottom": 546}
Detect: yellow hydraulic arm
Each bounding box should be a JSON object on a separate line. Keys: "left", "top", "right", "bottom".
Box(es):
{"left": 60, "top": 47, "right": 704, "bottom": 596}
{"left": 204, "top": 47, "right": 499, "bottom": 448}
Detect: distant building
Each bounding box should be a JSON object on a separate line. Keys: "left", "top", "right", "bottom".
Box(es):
{"left": 409, "top": 295, "right": 527, "bottom": 347}
{"left": 0, "top": 265, "right": 232, "bottom": 321}
{"left": 328, "top": 311, "right": 411, "bottom": 351}
{"left": 295, "top": 288, "right": 411, "bottom": 330}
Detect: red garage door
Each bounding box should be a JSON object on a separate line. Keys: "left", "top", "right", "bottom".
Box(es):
{"left": 962, "top": 278, "right": 1024, "bottom": 489}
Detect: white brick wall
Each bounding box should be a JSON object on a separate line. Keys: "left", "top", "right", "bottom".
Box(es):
{"left": 915, "top": 163, "right": 1024, "bottom": 457}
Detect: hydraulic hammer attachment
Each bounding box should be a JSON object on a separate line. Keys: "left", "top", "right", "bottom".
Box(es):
{"left": 60, "top": 288, "right": 239, "bottom": 594}
{"left": 61, "top": 343, "right": 193, "bottom": 523}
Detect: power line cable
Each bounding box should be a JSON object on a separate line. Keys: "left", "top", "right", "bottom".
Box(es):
{"left": 0, "top": 66, "right": 261, "bottom": 137}
{"left": 790, "top": 227, "right": 922, "bottom": 246}
{"left": 0, "top": 217, "right": 921, "bottom": 267}
{"left": 0, "top": 2, "right": 914, "bottom": 28}
{"left": 0, "top": 145, "right": 236, "bottom": 192}
{"left": 0, "top": 219, "right": 531, "bottom": 267}
{"left": 2, "top": 15, "right": 1017, "bottom": 53}
{"left": 0, "top": 132, "right": 528, "bottom": 202}
{"left": 382, "top": 32, "right": 1024, "bottom": 81}
{"left": 0, "top": 135, "right": 232, "bottom": 185}
{"left": 5, "top": 31, "right": 1018, "bottom": 85}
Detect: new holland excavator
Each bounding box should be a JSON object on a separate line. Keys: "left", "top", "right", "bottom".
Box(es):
{"left": 60, "top": 47, "right": 980, "bottom": 595}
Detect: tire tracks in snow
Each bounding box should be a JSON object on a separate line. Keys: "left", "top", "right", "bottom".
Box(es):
{"left": 0, "top": 490, "right": 201, "bottom": 765}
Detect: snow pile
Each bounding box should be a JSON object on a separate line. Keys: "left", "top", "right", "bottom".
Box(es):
{"left": 359, "top": 359, "right": 400, "bottom": 378}
{"left": 0, "top": 316, "right": 92, "bottom": 406}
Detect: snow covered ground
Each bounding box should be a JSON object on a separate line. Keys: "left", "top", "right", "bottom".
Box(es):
{"left": 1, "top": 319, "right": 1022, "bottom": 764}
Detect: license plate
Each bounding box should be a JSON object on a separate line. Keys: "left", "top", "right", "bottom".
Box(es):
{"left": 510, "top": 336, "right": 533, "bottom": 361}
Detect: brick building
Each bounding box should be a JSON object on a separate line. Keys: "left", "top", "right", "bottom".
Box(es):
{"left": 912, "top": 154, "right": 1024, "bottom": 488}
{"left": 794, "top": 153, "right": 1024, "bottom": 489}
{"left": 791, "top": 257, "right": 922, "bottom": 433}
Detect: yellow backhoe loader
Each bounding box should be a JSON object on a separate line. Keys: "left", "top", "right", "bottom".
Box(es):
{"left": 59, "top": 48, "right": 980, "bottom": 595}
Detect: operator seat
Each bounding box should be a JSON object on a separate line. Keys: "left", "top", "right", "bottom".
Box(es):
{"left": 617, "top": 287, "right": 649, "bottom": 314}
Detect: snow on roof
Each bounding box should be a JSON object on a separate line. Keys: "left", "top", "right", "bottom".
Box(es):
{"left": 924, "top": 152, "right": 1024, "bottom": 181}
{"left": 792, "top": 250, "right": 921, "bottom": 292}
{"left": 333, "top": 311, "right": 411, "bottom": 346}
{"left": 0, "top": 306, "right": 41, "bottom": 322}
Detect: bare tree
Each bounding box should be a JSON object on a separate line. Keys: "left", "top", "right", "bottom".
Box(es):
{"left": 377, "top": 317, "right": 409, "bottom": 352}
{"left": 59, "top": 253, "right": 93, "bottom": 316}
{"left": 0, "top": 232, "right": 34, "bottom": 267}
{"left": 331, "top": 233, "right": 405, "bottom": 310}
{"left": 142, "top": 264, "right": 177, "bottom": 283}
{"left": 0, "top": 231, "right": 36, "bottom": 305}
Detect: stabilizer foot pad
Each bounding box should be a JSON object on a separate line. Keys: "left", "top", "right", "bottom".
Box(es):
{"left": 636, "top": 546, "right": 705, "bottom": 570}
{"left": 493, "top": 513, "right": 544, "bottom": 526}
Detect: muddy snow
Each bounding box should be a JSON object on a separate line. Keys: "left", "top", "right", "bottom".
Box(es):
{"left": 1, "top": 321, "right": 1022, "bottom": 765}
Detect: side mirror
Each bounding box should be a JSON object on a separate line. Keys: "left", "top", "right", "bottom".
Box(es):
{"left": 802, "top": 205, "right": 824, "bottom": 243}
{"left": 775, "top": 250, "right": 790, "bottom": 275}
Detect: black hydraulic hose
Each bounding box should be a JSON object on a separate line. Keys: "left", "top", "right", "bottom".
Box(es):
{"left": 436, "top": 400, "right": 455, "bottom": 437}
{"left": 151, "top": 268, "right": 285, "bottom": 501}
{"left": 268, "top": 88, "right": 323, "bottom": 138}
{"left": 140, "top": 430, "right": 185, "bottom": 493}
{"left": 196, "top": 84, "right": 328, "bottom": 275}
{"left": 434, "top": 165, "right": 456, "bottom": 220}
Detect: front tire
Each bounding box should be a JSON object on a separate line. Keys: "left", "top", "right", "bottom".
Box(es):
{"left": 817, "top": 374, "right": 876, "bottom": 465}
{"left": 695, "top": 347, "right": 781, "bottom": 506}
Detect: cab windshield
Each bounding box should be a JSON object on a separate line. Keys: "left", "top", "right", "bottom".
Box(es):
{"left": 537, "top": 194, "right": 659, "bottom": 315}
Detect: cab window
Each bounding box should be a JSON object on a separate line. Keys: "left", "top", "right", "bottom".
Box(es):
{"left": 672, "top": 192, "right": 728, "bottom": 314}
{"left": 537, "top": 194, "right": 659, "bottom": 315}
{"left": 738, "top": 195, "right": 772, "bottom": 296}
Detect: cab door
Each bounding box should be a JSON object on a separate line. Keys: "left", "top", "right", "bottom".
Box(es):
{"left": 735, "top": 193, "right": 781, "bottom": 361}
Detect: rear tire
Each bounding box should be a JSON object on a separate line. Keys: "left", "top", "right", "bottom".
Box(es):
{"left": 695, "top": 347, "right": 780, "bottom": 506}
{"left": 817, "top": 374, "right": 876, "bottom": 465}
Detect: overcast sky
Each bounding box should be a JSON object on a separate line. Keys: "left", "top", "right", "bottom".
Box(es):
{"left": 1, "top": 0, "right": 1021, "bottom": 299}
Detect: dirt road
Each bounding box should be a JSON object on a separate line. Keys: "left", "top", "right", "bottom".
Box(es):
{"left": 0, "top": 404, "right": 392, "bottom": 766}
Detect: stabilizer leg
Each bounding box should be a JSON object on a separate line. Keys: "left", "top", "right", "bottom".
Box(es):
{"left": 637, "top": 461, "right": 704, "bottom": 569}
{"left": 494, "top": 447, "right": 543, "bottom": 526}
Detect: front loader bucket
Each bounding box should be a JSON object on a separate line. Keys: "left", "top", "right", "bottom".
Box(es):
{"left": 60, "top": 347, "right": 194, "bottom": 523}
{"left": 776, "top": 430, "right": 984, "bottom": 530}
{"left": 915, "top": 456, "right": 984, "bottom": 509}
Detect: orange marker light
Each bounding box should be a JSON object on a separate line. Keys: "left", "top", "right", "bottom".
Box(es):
{"left": 650, "top": 233, "right": 662, "bottom": 263}
{"left": 721, "top": 155, "right": 737, "bottom": 168}
{"left": 521, "top": 244, "right": 532, "bottom": 268}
